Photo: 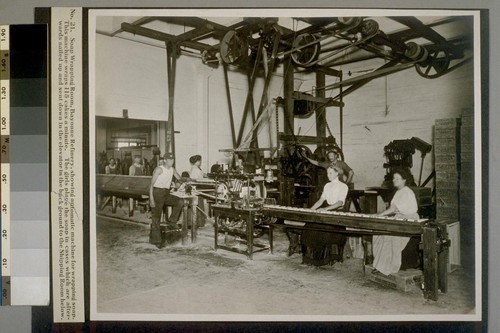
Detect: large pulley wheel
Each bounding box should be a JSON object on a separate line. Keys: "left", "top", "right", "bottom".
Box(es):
{"left": 291, "top": 33, "right": 320, "bottom": 67}
{"left": 280, "top": 144, "right": 313, "bottom": 177}
{"left": 220, "top": 30, "right": 248, "bottom": 65}
{"left": 415, "top": 48, "right": 451, "bottom": 79}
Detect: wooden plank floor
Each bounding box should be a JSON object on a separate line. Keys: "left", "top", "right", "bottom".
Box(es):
{"left": 95, "top": 215, "right": 476, "bottom": 318}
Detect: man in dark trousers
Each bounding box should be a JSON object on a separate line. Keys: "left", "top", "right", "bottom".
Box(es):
{"left": 148, "top": 152, "right": 184, "bottom": 248}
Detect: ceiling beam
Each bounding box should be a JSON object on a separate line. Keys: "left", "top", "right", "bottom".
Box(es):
{"left": 131, "top": 17, "right": 157, "bottom": 26}
{"left": 324, "top": 60, "right": 416, "bottom": 91}
{"left": 209, "top": 17, "right": 280, "bottom": 51}
{"left": 388, "top": 16, "right": 471, "bottom": 42}
{"left": 388, "top": 16, "right": 461, "bottom": 55}
{"left": 296, "top": 17, "right": 337, "bottom": 27}
{"left": 121, "top": 22, "right": 213, "bottom": 51}
{"left": 151, "top": 16, "right": 215, "bottom": 28}
{"left": 172, "top": 24, "right": 216, "bottom": 43}
{"left": 281, "top": 23, "right": 330, "bottom": 41}
{"left": 293, "top": 91, "right": 344, "bottom": 107}
{"left": 143, "top": 16, "right": 231, "bottom": 34}
{"left": 297, "top": 65, "right": 342, "bottom": 77}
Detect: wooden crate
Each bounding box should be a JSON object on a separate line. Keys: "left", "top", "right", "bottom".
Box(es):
{"left": 460, "top": 126, "right": 474, "bottom": 144}
{"left": 434, "top": 154, "right": 458, "bottom": 164}
{"left": 445, "top": 221, "right": 461, "bottom": 273}
{"left": 461, "top": 114, "right": 474, "bottom": 126}
{"left": 435, "top": 118, "right": 461, "bottom": 127}
{"left": 436, "top": 206, "right": 459, "bottom": 219}
{"left": 434, "top": 127, "right": 459, "bottom": 139}
{"left": 366, "top": 265, "right": 423, "bottom": 292}
{"left": 410, "top": 186, "right": 432, "bottom": 206}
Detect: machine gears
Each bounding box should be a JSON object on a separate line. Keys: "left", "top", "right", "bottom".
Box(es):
{"left": 280, "top": 144, "right": 313, "bottom": 177}
{"left": 201, "top": 49, "right": 220, "bottom": 67}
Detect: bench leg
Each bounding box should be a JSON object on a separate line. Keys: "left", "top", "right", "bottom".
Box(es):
{"left": 112, "top": 196, "right": 117, "bottom": 213}
{"left": 128, "top": 198, "right": 134, "bottom": 217}
{"left": 269, "top": 226, "right": 274, "bottom": 254}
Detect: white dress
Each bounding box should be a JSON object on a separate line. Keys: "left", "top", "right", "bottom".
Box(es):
{"left": 189, "top": 166, "right": 204, "bottom": 180}
{"left": 372, "top": 186, "right": 419, "bottom": 275}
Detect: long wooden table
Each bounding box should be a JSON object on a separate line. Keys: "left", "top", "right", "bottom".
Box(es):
{"left": 213, "top": 204, "right": 450, "bottom": 301}
{"left": 96, "top": 174, "right": 198, "bottom": 244}
{"left": 264, "top": 204, "right": 450, "bottom": 301}
{"left": 96, "top": 174, "right": 150, "bottom": 216}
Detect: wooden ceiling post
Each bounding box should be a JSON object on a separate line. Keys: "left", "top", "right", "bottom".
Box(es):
{"left": 165, "top": 41, "right": 177, "bottom": 160}
{"left": 236, "top": 39, "right": 264, "bottom": 147}
{"left": 339, "top": 70, "right": 343, "bottom": 149}
{"left": 222, "top": 63, "right": 237, "bottom": 149}
{"left": 315, "top": 71, "right": 326, "bottom": 144}
{"left": 250, "top": 32, "right": 282, "bottom": 165}
{"left": 283, "top": 58, "right": 294, "bottom": 137}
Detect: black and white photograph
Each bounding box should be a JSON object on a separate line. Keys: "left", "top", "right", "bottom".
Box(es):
{"left": 88, "top": 8, "right": 482, "bottom": 321}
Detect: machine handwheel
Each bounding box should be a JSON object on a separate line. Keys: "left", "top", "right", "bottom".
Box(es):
{"left": 415, "top": 48, "right": 451, "bottom": 79}
{"left": 295, "top": 145, "right": 313, "bottom": 176}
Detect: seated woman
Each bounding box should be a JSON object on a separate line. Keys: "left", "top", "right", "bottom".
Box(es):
{"left": 189, "top": 155, "right": 204, "bottom": 180}
{"left": 372, "top": 168, "right": 421, "bottom": 275}
{"left": 105, "top": 158, "right": 120, "bottom": 175}
{"left": 300, "top": 165, "right": 349, "bottom": 266}
{"left": 189, "top": 154, "right": 207, "bottom": 227}
{"left": 129, "top": 155, "right": 145, "bottom": 176}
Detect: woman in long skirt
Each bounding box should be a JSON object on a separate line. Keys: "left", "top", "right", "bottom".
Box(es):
{"left": 372, "top": 169, "right": 420, "bottom": 275}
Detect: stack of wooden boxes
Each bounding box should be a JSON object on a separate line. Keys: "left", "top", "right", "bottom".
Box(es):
{"left": 459, "top": 113, "right": 475, "bottom": 268}
{"left": 434, "top": 118, "right": 461, "bottom": 220}
{"left": 434, "top": 117, "right": 462, "bottom": 271}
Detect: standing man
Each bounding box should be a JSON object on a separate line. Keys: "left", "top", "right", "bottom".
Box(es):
{"left": 149, "top": 152, "right": 184, "bottom": 247}
{"left": 306, "top": 149, "right": 354, "bottom": 184}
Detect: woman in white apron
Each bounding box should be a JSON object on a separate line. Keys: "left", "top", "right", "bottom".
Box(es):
{"left": 372, "top": 169, "right": 420, "bottom": 275}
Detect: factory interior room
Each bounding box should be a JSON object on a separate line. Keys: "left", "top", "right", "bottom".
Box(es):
{"left": 92, "top": 13, "right": 478, "bottom": 317}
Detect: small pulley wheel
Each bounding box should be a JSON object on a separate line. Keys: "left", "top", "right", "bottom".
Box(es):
{"left": 404, "top": 42, "right": 429, "bottom": 62}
